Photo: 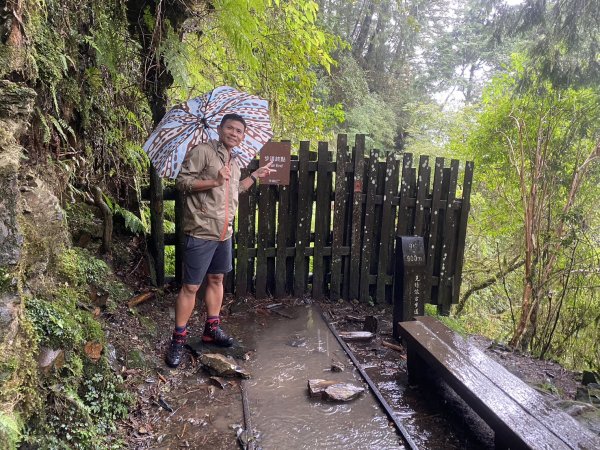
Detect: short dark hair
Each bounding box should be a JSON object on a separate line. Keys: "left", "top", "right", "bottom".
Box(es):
{"left": 220, "top": 113, "right": 246, "bottom": 130}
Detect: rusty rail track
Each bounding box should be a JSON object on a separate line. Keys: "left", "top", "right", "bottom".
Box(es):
{"left": 317, "top": 306, "right": 419, "bottom": 450}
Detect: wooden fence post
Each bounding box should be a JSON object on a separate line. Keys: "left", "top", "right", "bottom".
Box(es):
{"left": 149, "top": 164, "right": 164, "bottom": 287}
{"left": 453, "top": 161, "right": 474, "bottom": 303}
{"left": 438, "top": 160, "right": 459, "bottom": 315}
{"left": 377, "top": 152, "right": 400, "bottom": 303}
{"left": 313, "top": 141, "right": 331, "bottom": 299}
{"left": 174, "top": 189, "right": 185, "bottom": 286}
{"left": 275, "top": 183, "right": 291, "bottom": 297}
{"left": 294, "top": 141, "right": 312, "bottom": 296}
{"left": 330, "top": 135, "right": 349, "bottom": 301}
{"left": 349, "top": 135, "right": 365, "bottom": 301}
{"left": 360, "top": 149, "right": 379, "bottom": 303}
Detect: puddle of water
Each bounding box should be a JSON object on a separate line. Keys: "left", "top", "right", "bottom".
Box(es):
{"left": 352, "top": 339, "right": 495, "bottom": 449}
{"left": 243, "top": 305, "right": 404, "bottom": 449}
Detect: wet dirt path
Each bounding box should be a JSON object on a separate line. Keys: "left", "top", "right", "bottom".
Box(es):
{"left": 241, "top": 304, "right": 403, "bottom": 449}
{"left": 119, "top": 296, "right": 493, "bottom": 449}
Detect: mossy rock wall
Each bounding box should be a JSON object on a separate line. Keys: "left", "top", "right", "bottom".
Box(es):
{"left": 0, "top": 79, "right": 37, "bottom": 448}
{"left": 1, "top": 1, "right": 147, "bottom": 447}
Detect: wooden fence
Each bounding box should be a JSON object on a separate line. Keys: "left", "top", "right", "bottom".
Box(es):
{"left": 146, "top": 134, "right": 473, "bottom": 311}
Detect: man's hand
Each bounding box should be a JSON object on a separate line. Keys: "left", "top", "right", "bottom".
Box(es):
{"left": 253, "top": 161, "right": 275, "bottom": 179}
{"left": 216, "top": 166, "right": 231, "bottom": 185}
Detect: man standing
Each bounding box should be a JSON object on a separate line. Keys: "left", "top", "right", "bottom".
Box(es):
{"left": 166, "top": 113, "right": 273, "bottom": 368}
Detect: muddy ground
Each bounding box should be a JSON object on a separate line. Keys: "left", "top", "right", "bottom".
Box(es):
{"left": 101, "top": 280, "right": 597, "bottom": 450}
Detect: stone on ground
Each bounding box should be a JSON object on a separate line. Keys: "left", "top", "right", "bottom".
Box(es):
{"left": 38, "top": 348, "right": 65, "bottom": 374}
{"left": 338, "top": 331, "right": 374, "bottom": 342}
{"left": 200, "top": 353, "right": 250, "bottom": 378}
{"left": 331, "top": 361, "right": 345, "bottom": 372}
{"left": 323, "top": 383, "right": 365, "bottom": 402}
{"left": 307, "top": 379, "right": 339, "bottom": 397}
{"left": 187, "top": 337, "right": 248, "bottom": 359}
{"left": 363, "top": 315, "right": 379, "bottom": 333}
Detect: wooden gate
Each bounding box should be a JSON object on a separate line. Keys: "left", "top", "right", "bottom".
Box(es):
{"left": 147, "top": 134, "right": 473, "bottom": 310}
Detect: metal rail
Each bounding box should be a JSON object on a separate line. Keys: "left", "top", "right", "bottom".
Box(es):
{"left": 318, "top": 306, "right": 419, "bottom": 450}
{"left": 240, "top": 379, "right": 255, "bottom": 450}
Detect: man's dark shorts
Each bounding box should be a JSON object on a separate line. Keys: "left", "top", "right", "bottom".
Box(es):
{"left": 183, "top": 236, "right": 232, "bottom": 285}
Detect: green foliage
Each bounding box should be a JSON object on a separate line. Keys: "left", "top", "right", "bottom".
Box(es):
{"left": 450, "top": 54, "right": 600, "bottom": 369}
{"left": 21, "top": 0, "right": 152, "bottom": 202}
{"left": 0, "top": 411, "right": 22, "bottom": 449}
{"left": 57, "top": 248, "right": 110, "bottom": 287}
{"left": 114, "top": 205, "right": 148, "bottom": 235}
{"left": 163, "top": 201, "right": 175, "bottom": 222}
{"left": 159, "top": 0, "right": 343, "bottom": 141}
{"left": 65, "top": 203, "right": 103, "bottom": 239}
{"left": 165, "top": 245, "right": 175, "bottom": 277}
{"left": 341, "top": 93, "right": 397, "bottom": 150}
{"left": 509, "top": 0, "right": 600, "bottom": 88}
{"left": 56, "top": 247, "right": 131, "bottom": 309}
{"left": 23, "top": 359, "right": 131, "bottom": 449}
{"left": 25, "top": 297, "right": 102, "bottom": 349}
{"left": 424, "top": 304, "right": 468, "bottom": 336}
{"left": 20, "top": 244, "right": 132, "bottom": 447}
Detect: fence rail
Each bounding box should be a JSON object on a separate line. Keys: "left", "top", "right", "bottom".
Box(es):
{"left": 146, "top": 134, "right": 473, "bottom": 309}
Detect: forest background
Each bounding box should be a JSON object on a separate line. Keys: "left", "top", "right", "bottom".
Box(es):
{"left": 0, "top": 0, "right": 599, "bottom": 447}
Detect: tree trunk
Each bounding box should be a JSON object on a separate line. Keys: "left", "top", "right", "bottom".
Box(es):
{"left": 352, "top": 1, "right": 375, "bottom": 60}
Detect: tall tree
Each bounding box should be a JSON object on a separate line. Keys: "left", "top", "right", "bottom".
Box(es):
{"left": 457, "top": 55, "right": 600, "bottom": 352}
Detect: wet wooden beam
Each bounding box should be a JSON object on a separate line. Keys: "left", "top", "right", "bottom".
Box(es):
{"left": 399, "top": 316, "right": 600, "bottom": 450}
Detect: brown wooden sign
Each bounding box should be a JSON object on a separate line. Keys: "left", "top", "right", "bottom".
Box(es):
{"left": 259, "top": 142, "right": 291, "bottom": 185}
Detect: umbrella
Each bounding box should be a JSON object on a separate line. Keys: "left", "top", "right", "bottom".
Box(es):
{"left": 143, "top": 86, "right": 273, "bottom": 178}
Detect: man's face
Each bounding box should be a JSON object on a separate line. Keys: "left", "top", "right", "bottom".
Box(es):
{"left": 217, "top": 119, "right": 245, "bottom": 150}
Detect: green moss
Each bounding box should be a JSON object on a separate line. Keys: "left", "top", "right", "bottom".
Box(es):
{"left": 23, "top": 358, "right": 131, "bottom": 449}
{"left": 0, "top": 267, "right": 13, "bottom": 294}
{"left": 57, "top": 248, "right": 110, "bottom": 287}
{"left": 26, "top": 297, "right": 81, "bottom": 349}
{"left": 22, "top": 291, "right": 131, "bottom": 448}
{"left": 64, "top": 203, "right": 103, "bottom": 240}
{"left": 138, "top": 315, "right": 157, "bottom": 337}
{"left": 536, "top": 380, "right": 561, "bottom": 396}
{"left": 103, "top": 281, "right": 132, "bottom": 310}
{"left": 0, "top": 314, "right": 42, "bottom": 432}
{"left": 55, "top": 247, "right": 131, "bottom": 309}
{"left": 0, "top": 411, "right": 22, "bottom": 450}
{"left": 0, "top": 43, "right": 9, "bottom": 79}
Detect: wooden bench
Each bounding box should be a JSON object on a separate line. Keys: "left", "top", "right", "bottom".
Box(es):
{"left": 399, "top": 316, "right": 600, "bottom": 450}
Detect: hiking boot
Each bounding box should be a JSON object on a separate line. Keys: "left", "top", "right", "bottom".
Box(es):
{"left": 202, "top": 321, "right": 234, "bottom": 347}
{"left": 165, "top": 333, "right": 187, "bottom": 368}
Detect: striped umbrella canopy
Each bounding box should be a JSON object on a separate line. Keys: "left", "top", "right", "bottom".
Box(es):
{"left": 143, "top": 86, "right": 273, "bottom": 178}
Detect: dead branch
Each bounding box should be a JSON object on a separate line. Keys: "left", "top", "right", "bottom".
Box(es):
{"left": 128, "top": 291, "right": 155, "bottom": 308}
{"left": 455, "top": 256, "right": 525, "bottom": 316}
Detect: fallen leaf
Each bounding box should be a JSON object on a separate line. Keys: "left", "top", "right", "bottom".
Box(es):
{"left": 84, "top": 342, "right": 103, "bottom": 361}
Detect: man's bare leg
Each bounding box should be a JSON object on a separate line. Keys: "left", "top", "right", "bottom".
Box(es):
{"left": 204, "top": 274, "right": 224, "bottom": 316}
{"left": 175, "top": 283, "right": 200, "bottom": 328}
